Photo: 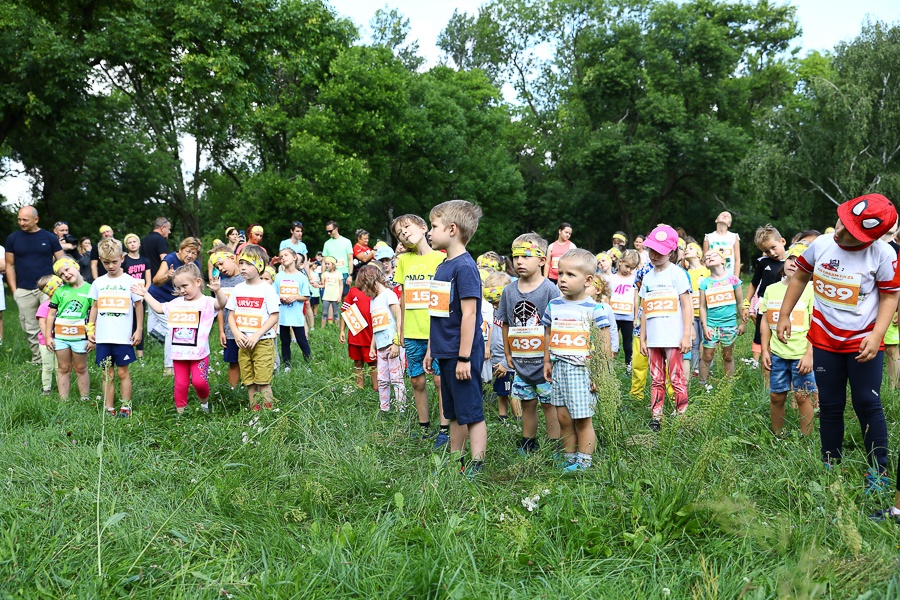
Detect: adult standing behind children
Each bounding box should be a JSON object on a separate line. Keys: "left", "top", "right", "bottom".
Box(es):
{"left": 141, "top": 217, "right": 171, "bottom": 279}
{"left": 5, "top": 206, "right": 64, "bottom": 363}
{"left": 703, "top": 211, "right": 741, "bottom": 276}
{"left": 323, "top": 221, "right": 354, "bottom": 296}
{"left": 544, "top": 223, "right": 576, "bottom": 284}
{"left": 353, "top": 230, "right": 375, "bottom": 267}
{"left": 279, "top": 221, "right": 308, "bottom": 257}
{"left": 148, "top": 238, "right": 202, "bottom": 375}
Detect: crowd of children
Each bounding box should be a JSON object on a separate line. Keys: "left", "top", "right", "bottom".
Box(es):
{"left": 21, "top": 194, "right": 900, "bottom": 520}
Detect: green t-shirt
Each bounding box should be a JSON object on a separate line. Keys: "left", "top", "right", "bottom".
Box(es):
{"left": 50, "top": 282, "right": 93, "bottom": 341}
{"left": 322, "top": 236, "right": 354, "bottom": 275}
{"left": 759, "top": 280, "right": 814, "bottom": 360}
{"left": 393, "top": 250, "right": 446, "bottom": 340}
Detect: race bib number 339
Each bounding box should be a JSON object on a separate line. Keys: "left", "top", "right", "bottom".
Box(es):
{"left": 813, "top": 267, "right": 861, "bottom": 312}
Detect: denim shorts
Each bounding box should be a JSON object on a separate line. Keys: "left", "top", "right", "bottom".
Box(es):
{"left": 404, "top": 338, "right": 441, "bottom": 378}
{"left": 702, "top": 325, "right": 738, "bottom": 349}
{"left": 769, "top": 354, "right": 817, "bottom": 395}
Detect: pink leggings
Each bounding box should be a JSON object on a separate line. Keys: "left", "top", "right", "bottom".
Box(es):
{"left": 377, "top": 347, "right": 406, "bottom": 411}
{"left": 648, "top": 347, "right": 688, "bottom": 417}
{"left": 174, "top": 357, "right": 210, "bottom": 409}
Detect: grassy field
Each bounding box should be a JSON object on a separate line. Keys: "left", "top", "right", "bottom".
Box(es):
{"left": 0, "top": 298, "right": 899, "bottom": 599}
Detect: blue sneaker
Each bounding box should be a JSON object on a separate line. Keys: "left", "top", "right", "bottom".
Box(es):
{"left": 865, "top": 470, "right": 890, "bottom": 494}
{"left": 563, "top": 462, "right": 583, "bottom": 473}
{"left": 433, "top": 430, "right": 450, "bottom": 450}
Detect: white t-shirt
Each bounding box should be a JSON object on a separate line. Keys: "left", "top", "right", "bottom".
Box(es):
{"left": 705, "top": 231, "right": 740, "bottom": 276}
{"left": 88, "top": 273, "right": 143, "bottom": 345}
{"left": 370, "top": 288, "right": 400, "bottom": 350}
{"left": 608, "top": 271, "right": 637, "bottom": 321}
{"left": 224, "top": 281, "right": 280, "bottom": 339}
{"left": 639, "top": 264, "right": 692, "bottom": 348}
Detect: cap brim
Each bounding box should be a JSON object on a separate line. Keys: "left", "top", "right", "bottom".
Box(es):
{"left": 643, "top": 240, "right": 674, "bottom": 255}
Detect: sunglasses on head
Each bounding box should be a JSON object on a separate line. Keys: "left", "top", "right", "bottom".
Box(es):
{"left": 54, "top": 221, "right": 68, "bottom": 228}
{"left": 292, "top": 221, "right": 303, "bottom": 228}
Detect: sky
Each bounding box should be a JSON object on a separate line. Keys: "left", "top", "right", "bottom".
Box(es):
{"left": 2, "top": 0, "right": 898, "bottom": 205}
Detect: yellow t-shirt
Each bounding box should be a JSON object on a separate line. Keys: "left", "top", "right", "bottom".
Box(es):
{"left": 759, "top": 280, "right": 814, "bottom": 360}
{"left": 394, "top": 250, "right": 446, "bottom": 340}
{"left": 687, "top": 267, "right": 710, "bottom": 317}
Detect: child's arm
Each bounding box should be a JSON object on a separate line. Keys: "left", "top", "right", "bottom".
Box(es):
{"left": 130, "top": 282, "right": 164, "bottom": 313}
{"left": 679, "top": 292, "right": 692, "bottom": 353}
{"left": 87, "top": 304, "right": 98, "bottom": 344}
{"left": 776, "top": 270, "right": 812, "bottom": 343}
{"left": 396, "top": 289, "right": 406, "bottom": 341}
{"left": 424, "top": 339, "right": 434, "bottom": 374}
{"left": 143, "top": 269, "right": 152, "bottom": 289}
{"left": 759, "top": 312, "right": 772, "bottom": 371}
{"left": 456, "top": 298, "right": 478, "bottom": 380}
{"left": 389, "top": 302, "right": 402, "bottom": 359}
{"left": 228, "top": 312, "right": 248, "bottom": 347}
{"left": 132, "top": 300, "right": 143, "bottom": 347}
{"left": 798, "top": 339, "right": 814, "bottom": 374}
{"left": 734, "top": 284, "right": 746, "bottom": 335}
{"left": 732, "top": 239, "right": 741, "bottom": 277}
{"left": 369, "top": 336, "right": 377, "bottom": 361}
{"left": 46, "top": 307, "right": 57, "bottom": 351}
{"left": 639, "top": 309, "right": 648, "bottom": 357}
{"left": 339, "top": 314, "right": 347, "bottom": 344}
{"left": 209, "top": 279, "right": 228, "bottom": 311}
{"left": 502, "top": 323, "right": 514, "bottom": 372}
{"left": 859, "top": 292, "right": 900, "bottom": 362}
{"left": 543, "top": 325, "right": 552, "bottom": 382}
{"left": 217, "top": 312, "right": 227, "bottom": 347}
{"left": 91, "top": 259, "right": 99, "bottom": 281}
{"left": 246, "top": 312, "right": 279, "bottom": 349}
{"left": 37, "top": 315, "right": 48, "bottom": 345}
{"left": 742, "top": 281, "right": 757, "bottom": 323}
{"left": 699, "top": 290, "right": 711, "bottom": 340}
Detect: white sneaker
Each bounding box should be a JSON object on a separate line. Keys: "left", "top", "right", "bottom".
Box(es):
{"left": 626, "top": 363, "right": 632, "bottom": 373}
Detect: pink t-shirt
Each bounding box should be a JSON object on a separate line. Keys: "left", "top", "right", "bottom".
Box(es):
{"left": 36, "top": 300, "right": 51, "bottom": 346}
{"left": 547, "top": 240, "right": 576, "bottom": 280}
{"left": 163, "top": 295, "right": 218, "bottom": 361}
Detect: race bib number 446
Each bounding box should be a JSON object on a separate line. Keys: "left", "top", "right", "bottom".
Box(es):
{"left": 549, "top": 321, "right": 590, "bottom": 356}
{"left": 813, "top": 266, "right": 861, "bottom": 312}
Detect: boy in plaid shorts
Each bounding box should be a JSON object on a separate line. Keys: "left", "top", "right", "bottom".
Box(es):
{"left": 542, "top": 249, "right": 611, "bottom": 472}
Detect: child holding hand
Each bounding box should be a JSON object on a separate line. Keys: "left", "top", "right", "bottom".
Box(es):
{"left": 358, "top": 263, "right": 406, "bottom": 412}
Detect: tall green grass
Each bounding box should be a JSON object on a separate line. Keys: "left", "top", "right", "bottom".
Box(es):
{"left": 0, "top": 299, "right": 898, "bottom": 598}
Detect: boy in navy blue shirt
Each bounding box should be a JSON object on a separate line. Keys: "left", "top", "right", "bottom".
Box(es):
{"left": 424, "top": 200, "right": 486, "bottom": 477}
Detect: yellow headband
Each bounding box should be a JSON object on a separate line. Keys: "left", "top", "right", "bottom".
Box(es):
{"left": 612, "top": 233, "right": 627, "bottom": 243}
{"left": 250, "top": 226, "right": 263, "bottom": 236}
{"left": 41, "top": 275, "right": 63, "bottom": 297}
{"left": 596, "top": 252, "right": 610, "bottom": 262}
{"left": 210, "top": 251, "right": 235, "bottom": 267}
{"left": 677, "top": 238, "right": 686, "bottom": 250}
{"left": 477, "top": 255, "right": 501, "bottom": 271}
{"left": 323, "top": 256, "right": 337, "bottom": 265}
{"left": 686, "top": 242, "right": 702, "bottom": 255}
{"left": 511, "top": 242, "right": 545, "bottom": 258}
{"left": 99, "top": 225, "right": 112, "bottom": 235}
{"left": 238, "top": 252, "right": 265, "bottom": 275}
{"left": 608, "top": 248, "right": 622, "bottom": 259}
{"left": 483, "top": 285, "right": 506, "bottom": 303}
{"left": 786, "top": 242, "right": 808, "bottom": 259}
{"left": 264, "top": 266, "right": 277, "bottom": 280}
{"left": 123, "top": 233, "right": 140, "bottom": 246}
{"left": 53, "top": 257, "right": 79, "bottom": 276}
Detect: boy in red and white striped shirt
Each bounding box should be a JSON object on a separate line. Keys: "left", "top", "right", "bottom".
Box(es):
{"left": 778, "top": 194, "right": 899, "bottom": 496}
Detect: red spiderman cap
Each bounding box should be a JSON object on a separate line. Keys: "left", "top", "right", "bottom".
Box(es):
{"left": 837, "top": 194, "right": 897, "bottom": 243}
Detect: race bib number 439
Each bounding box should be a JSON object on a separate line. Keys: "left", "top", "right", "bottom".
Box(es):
{"left": 509, "top": 325, "right": 545, "bottom": 358}
{"left": 813, "top": 266, "right": 861, "bottom": 312}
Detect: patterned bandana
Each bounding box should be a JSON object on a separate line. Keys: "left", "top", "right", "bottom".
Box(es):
{"left": 786, "top": 242, "right": 808, "bottom": 259}
{"left": 477, "top": 255, "right": 501, "bottom": 271}
{"left": 210, "top": 251, "right": 235, "bottom": 268}
{"left": 511, "top": 242, "right": 546, "bottom": 258}
{"left": 483, "top": 285, "right": 506, "bottom": 304}
{"left": 238, "top": 252, "right": 265, "bottom": 275}
{"left": 264, "top": 266, "right": 277, "bottom": 281}
{"left": 53, "top": 257, "right": 79, "bottom": 276}
{"left": 41, "top": 275, "right": 64, "bottom": 297}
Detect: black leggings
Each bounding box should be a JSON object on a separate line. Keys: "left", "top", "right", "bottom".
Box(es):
{"left": 813, "top": 348, "right": 889, "bottom": 474}
{"left": 279, "top": 325, "right": 311, "bottom": 364}
{"left": 616, "top": 319, "right": 633, "bottom": 365}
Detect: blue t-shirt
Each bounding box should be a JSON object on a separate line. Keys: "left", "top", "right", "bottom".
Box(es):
{"left": 5, "top": 229, "right": 62, "bottom": 290}
{"left": 279, "top": 239, "right": 308, "bottom": 256}
{"left": 429, "top": 252, "right": 484, "bottom": 359}
{"left": 699, "top": 274, "right": 741, "bottom": 328}
{"left": 147, "top": 252, "right": 200, "bottom": 303}
{"left": 274, "top": 270, "right": 311, "bottom": 327}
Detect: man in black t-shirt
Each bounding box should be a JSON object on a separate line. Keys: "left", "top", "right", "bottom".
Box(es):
{"left": 5, "top": 206, "right": 64, "bottom": 362}
{"left": 140, "top": 217, "right": 171, "bottom": 278}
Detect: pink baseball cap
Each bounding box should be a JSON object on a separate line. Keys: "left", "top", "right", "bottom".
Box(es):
{"left": 643, "top": 225, "right": 679, "bottom": 255}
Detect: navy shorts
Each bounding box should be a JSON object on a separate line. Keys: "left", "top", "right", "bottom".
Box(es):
{"left": 95, "top": 343, "right": 136, "bottom": 367}
{"left": 438, "top": 354, "right": 485, "bottom": 425}
{"left": 493, "top": 370, "right": 514, "bottom": 397}
{"left": 223, "top": 338, "right": 239, "bottom": 364}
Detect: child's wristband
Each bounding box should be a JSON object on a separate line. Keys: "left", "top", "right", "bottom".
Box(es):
{"left": 742, "top": 300, "right": 750, "bottom": 309}
{"left": 85, "top": 323, "right": 96, "bottom": 335}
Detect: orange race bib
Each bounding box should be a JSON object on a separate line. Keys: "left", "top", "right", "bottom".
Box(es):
{"left": 97, "top": 293, "right": 130, "bottom": 313}
{"left": 691, "top": 290, "right": 700, "bottom": 310}
{"left": 813, "top": 267, "right": 861, "bottom": 312}
{"left": 341, "top": 303, "right": 366, "bottom": 336}
{"left": 508, "top": 325, "right": 545, "bottom": 358}
{"left": 549, "top": 321, "right": 590, "bottom": 356}
{"left": 551, "top": 256, "right": 561, "bottom": 270}
{"left": 234, "top": 311, "right": 262, "bottom": 332}
{"left": 279, "top": 282, "right": 299, "bottom": 297}
{"left": 643, "top": 290, "right": 678, "bottom": 318}
{"left": 428, "top": 281, "right": 451, "bottom": 318}
{"left": 169, "top": 308, "right": 200, "bottom": 328}
{"left": 54, "top": 318, "right": 86, "bottom": 341}
{"left": 764, "top": 301, "right": 806, "bottom": 329}
{"left": 705, "top": 286, "right": 736, "bottom": 309}
{"left": 403, "top": 280, "right": 431, "bottom": 310}
{"left": 609, "top": 297, "right": 633, "bottom": 316}
{"left": 371, "top": 308, "right": 390, "bottom": 333}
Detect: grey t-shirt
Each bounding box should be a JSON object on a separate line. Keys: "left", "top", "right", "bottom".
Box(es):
{"left": 498, "top": 278, "right": 560, "bottom": 385}
{"left": 220, "top": 273, "right": 245, "bottom": 340}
